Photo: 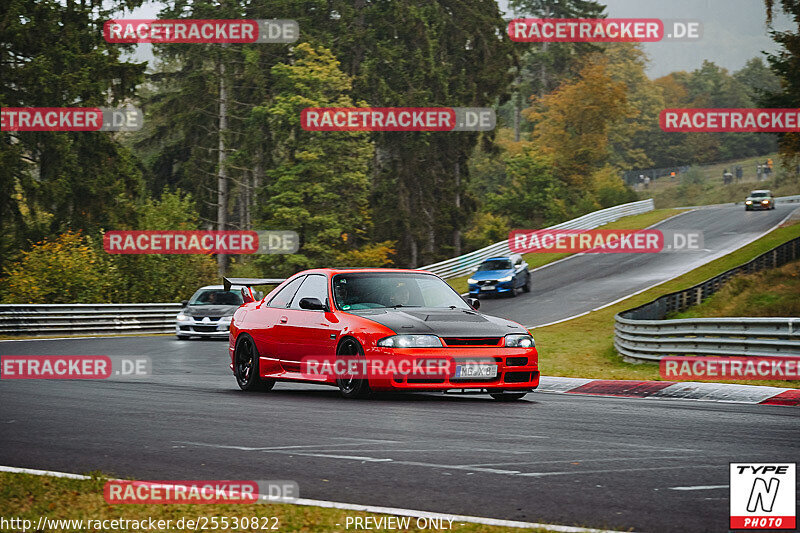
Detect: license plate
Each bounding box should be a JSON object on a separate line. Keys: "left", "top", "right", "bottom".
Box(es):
{"left": 481, "top": 285, "right": 495, "bottom": 290}
{"left": 455, "top": 364, "right": 497, "bottom": 378}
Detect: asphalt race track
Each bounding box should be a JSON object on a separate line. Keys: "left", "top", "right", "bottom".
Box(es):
{"left": 1, "top": 203, "right": 799, "bottom": 532}
{"left": 478, "top": 203, "right": 796, "bottom": 326}
{"left": 2, "top": 341, "right": 799, "bottom": 531}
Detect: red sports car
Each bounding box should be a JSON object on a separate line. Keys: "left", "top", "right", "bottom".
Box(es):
{"left": 225, "top": 268, "right": 539, "bottom": 400}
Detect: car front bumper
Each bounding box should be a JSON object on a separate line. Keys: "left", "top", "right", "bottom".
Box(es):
{"left": 468, "top": 281, "right": 514, "bottom": 296}
{"left": 176, "top": 319, "right": 231, "bottom": 338}
{"left": 363, "top": 346, "right": 540, "bottom": 392}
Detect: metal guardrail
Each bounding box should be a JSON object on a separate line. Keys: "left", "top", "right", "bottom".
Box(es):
{"left": 1, "top": 201, "right": 654, "bottom": 337}
{"left": 614, "top": 236, "right": 800, "bottom": 362}
{"left": 0, "top": 303, "right": 182, "bottom": 337}
{"left": 421, "top": 199, "right": 655, "bottom": 279}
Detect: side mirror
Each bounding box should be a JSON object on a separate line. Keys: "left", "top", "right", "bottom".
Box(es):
{"left": 466, "top": 298, "right": 480, "bottom": 310}
{"left": 180, "top": 300, "right": 189, "bottom": 307}
{"left": 299, "top": 297, "right": 327, "bottom": 311}
{"left": 241, "top": 288, "right": 254, "bottom": 304}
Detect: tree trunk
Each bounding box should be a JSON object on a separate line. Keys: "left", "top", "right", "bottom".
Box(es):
{"left": 217, "top": 57, "right": 228, "bottom": 276}
{"left": 539, "top": 4, "right": 550, "bottom": 97}
{"left": 453, "top": 159, "right": 461, "bottom": 256}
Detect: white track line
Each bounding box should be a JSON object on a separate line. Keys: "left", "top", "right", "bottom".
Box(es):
{"left": 0, "top": 465, "right": 630, "bottom": 533}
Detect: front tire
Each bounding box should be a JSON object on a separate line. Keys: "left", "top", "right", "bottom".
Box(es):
{"left": 522, "top": 273, "right": 531, "bottom": 293}
{"left": 176, "top": 334, "right": 190, "bottom": 340}
{"left": 490, "top": 392, "right": 527, "bottom": 401}
{"left": 234, "top": 335, "right": 275, "bottom": 391}
{"left": 336, "top": 337, "right": 371, "bottom": 399}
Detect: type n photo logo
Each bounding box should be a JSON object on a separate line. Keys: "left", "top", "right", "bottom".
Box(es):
{"left": 730, "top": 463, "right": 796, "bottom": 529}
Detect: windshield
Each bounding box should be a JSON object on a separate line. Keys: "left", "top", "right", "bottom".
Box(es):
{"left": 332, "top": 273, "right": 470, "bottom": 310}
{"left": 188, "top": 289, "right": 243, "bottom": 306}
{"left": 750, "top": 191, "right": 770, "bottom": 197}
{"left": 478, "top": 260, "right": 512, "bottom": 271}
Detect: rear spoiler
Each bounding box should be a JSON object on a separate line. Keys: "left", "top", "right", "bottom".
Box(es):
{"left": 223, "top": 277, "right": 286, "bottom": 292}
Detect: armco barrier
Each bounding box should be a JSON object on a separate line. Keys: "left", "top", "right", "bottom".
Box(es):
{"left": 614, "top": 236, "right": 800, "bottom": 362}
{"left": 421, "top": 199, "right": 655, "bottom": 279}
{"left": 0, "top": 303, "right": 181, "bottom": 337}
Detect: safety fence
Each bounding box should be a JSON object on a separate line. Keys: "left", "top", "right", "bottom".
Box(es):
{"left": 614, "top": 236, "right": 800, "bottom": 362}
{"left": 0, "top": 303, "right": 181, "bottom": 337}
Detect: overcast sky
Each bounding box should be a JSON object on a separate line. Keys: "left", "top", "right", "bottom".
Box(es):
{"left": 124, "top": 0, "right": 794, "bottom": 79}
{"left": 498, "top": 0, "right": 794, "bottom": 77}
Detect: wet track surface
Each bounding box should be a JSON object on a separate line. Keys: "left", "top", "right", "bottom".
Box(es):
{"left": 1, "top": 204, "right": 799, "bottom": 532}
{"left": 478, "top": 203, "right": 795, "bottom": 326}
{"left": 1, "top": 336, "right": 798, "bottom": 532}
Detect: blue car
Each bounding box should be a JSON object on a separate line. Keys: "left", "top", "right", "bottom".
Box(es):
{"left": 468, "top": 254, "right": 531, "bottom": 298}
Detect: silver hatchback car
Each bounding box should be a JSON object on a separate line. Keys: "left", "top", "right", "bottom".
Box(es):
{"left": 175, "top": 285, "right": 250, "bottom": 339}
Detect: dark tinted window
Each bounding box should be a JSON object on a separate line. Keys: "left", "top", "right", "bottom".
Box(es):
{"left": 289, "top": 274, "right": 329, "bottom": 310}
{"left": 332, "top": 273, "right": 469, "bottom": 310}
{"left": 267, "top": 276, "right": 305, "bottom": 308}
{"left": 478, "top": 259, "right": 512, "bottom": 271}
{"left": 189, "top": 289, "right": 243, "bottom": 306}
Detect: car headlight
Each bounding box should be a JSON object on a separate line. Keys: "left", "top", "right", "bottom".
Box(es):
{"left": 745, "top": 200, "right": 752, "bottom": 204}
{"left": 467, "top": 278, "right": 477, "bottom": 285}
{"left": 176, "top": 313, "right": 189, "bottom": 321}
{"left": 499, "top": 275, "right": 513, "bottom": 282}
{"left": 220, "top": 315, "right": 232, "bottom": 323}
{"left": 505, "top": 334, "right": 535, "bottom": 348}
{"left": 377, "top": 335, "right": 443, "bottom": 348}
{"left": 761, "top": 200, "right": 769, "bottom": 204}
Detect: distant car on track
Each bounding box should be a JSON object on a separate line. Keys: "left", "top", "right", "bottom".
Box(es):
{"left": 176, "top": 284, "right": 255, "bottom": 339}
{"left": 745, "top": 189, "right": 775, "bottom": 210}
{"left": 226, "top": 269, "right": 539, "bottom": 400}
{"left": 467, "top": 254, "right": 531, "bottom": 298}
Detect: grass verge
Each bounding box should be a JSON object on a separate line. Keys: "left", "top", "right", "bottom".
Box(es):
{"left": 530, "top": 222, "right": 800, "bottom": 388}
{"left": 447, "top": 208, "right": 685, "bottom": 294}
{"left": 0, "top": 472, "right": 576, "bottom": 533}
{"left": 669, "top": 258, "right": 800, "bottom": 319}
{"left": 637, "top": 152, "right": 800, "bottom": 209}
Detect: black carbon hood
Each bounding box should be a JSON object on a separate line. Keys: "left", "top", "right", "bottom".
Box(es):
{"left": 348, "top": 308, "right": 528, "bottom": 337}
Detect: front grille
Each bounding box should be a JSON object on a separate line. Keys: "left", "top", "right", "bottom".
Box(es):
{"left": 195, "top": 316, "right": 221, "bottom": 322}
{"left": 506, "top": 357, "right": 528, "bottom": 366}
{"left": 407, "top": 378, "right": 446, "bottom": 384}
{"left": 451, "top": 375, "right": 500, "bottom": 383}
{"left": 443, "top": 337, "right": 501, "bottom": 346}
{"left": 192, "top": 325, "right": 220, "bottom": 333}
{"left": 504, "top": 371, "right": 531, "bottom": 383}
